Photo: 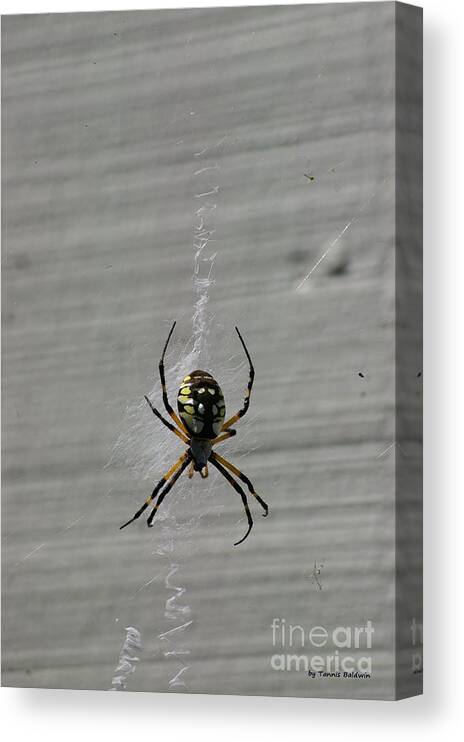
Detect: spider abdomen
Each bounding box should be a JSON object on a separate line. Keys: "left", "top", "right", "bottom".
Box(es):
{"left": 177, "top": 369, "right": 225, "bottom": 439}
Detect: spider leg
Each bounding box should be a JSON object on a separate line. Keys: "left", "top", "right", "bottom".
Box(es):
{"left": 211, "top": 452, "right": 268, "bottom": 516}
{"left": 120, "top": 452, "right": 190, "bottom": 530}
{"left": 144, "top": 395, "right": 189, "bottom": 444}
{"left": 199, "top": 463, "right": 209, "bottom": 479}
{"left": 212, "top": 429, "right": 237, "bottom": 445}
{"left": 147, "top": 454, "right": 191, "bottom": 526}
{"left": 158, "top": 321, "right": 188, "bottom": 433}
{"left": 210, "top": 456, "right": 253, "bottom": 546}
{"left": 222, "top": 327, "right": 255, "bottom": 431}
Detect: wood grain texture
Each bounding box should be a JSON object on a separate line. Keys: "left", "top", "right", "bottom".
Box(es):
{"left": 2, "top": 3, "right": 408, "bottom": 699}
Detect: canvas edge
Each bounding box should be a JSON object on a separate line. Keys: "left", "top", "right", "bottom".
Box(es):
{"left": 394, "top": 0, "right": 423, "bottom": 701}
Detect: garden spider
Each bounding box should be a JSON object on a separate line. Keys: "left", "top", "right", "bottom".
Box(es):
{"left": 120, "top": 321, "right": 269, "bottom": 545}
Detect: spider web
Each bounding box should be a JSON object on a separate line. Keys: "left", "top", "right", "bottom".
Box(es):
{"left": 108, "top": 140, "right": 252, "bottom": 692}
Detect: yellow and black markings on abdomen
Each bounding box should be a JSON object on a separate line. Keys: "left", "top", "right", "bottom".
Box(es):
{"left": 177, "top": 369, "right": 225, "bottom": 439}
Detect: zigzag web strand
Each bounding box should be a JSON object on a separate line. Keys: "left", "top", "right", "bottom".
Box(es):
{"left": 154, "top": 146, "right": 221, "bottom": 691}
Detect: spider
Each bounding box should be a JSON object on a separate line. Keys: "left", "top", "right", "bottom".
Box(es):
{"left": 120, "top": 321, "right": 269, "bottom": 545}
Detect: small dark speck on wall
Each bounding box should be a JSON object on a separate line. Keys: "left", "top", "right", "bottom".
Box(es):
{"left": 358, "top": 372, "right": 365, "bottom": 378}
{"left": 328, "top": 256, "right": 349, "bottom": 277}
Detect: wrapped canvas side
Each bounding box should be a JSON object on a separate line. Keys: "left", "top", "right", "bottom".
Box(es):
{"left": 395, "top": 1, "right": 423, "bottom": 700}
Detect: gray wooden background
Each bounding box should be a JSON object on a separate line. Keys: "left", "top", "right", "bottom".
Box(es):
{"left": 2, "top": 3, "right": 403, "bottom": 699}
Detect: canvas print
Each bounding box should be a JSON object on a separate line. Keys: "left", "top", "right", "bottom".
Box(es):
{"left": 1, "top": 2, "right": 423, "bottom": 700}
